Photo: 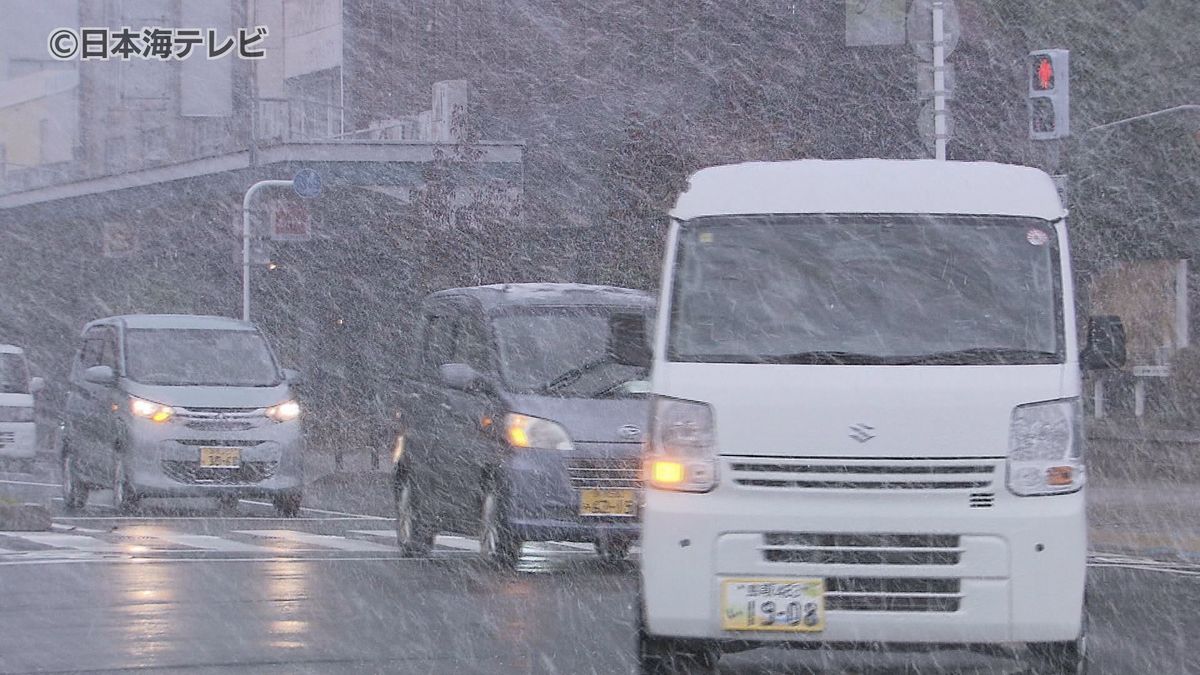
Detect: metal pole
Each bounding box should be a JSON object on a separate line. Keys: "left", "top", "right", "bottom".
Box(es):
{"left": 242, "top": 179, "right": 294, "bottom": 322}
{"left": 932, "top": 0, "right": 947, "bottom": 160}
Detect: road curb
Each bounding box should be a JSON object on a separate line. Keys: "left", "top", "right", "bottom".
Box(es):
{"left": 0, "top": 503, "right": 52, "bottom": 531}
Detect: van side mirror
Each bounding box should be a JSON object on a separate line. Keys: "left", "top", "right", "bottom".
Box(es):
{"left": 440, "top": 363, "right": 490, "bottom": 393}
{"left": 83, "top": 365, "right": 117, "bottom": 386}
{"left": 1082, "top": 315, "right": 1126, "bottom": 370}
{"left": 29, "top": 377, "right": 45, "bottom": 393}
{"left": 609, "top": 313, "right": 652, "bottom": 368}
{"left": 283, "top": 368, "right": 303, "bottom": 386}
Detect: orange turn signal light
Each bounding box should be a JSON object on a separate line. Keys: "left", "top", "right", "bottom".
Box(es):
{"left": 1046, "top": 466, "right": 1074, "bottom": 486}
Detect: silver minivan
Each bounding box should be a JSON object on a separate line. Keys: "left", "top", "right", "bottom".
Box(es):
{"left": 59, "top": 315, "right": 305, "bottom": 515}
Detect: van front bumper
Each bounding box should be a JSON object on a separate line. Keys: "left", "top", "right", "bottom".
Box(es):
{"left": 0, "top": 422, "right": 37, "bottom": 459}
{"left": 640, "top": 482, "right": 1086, "bottom": 646}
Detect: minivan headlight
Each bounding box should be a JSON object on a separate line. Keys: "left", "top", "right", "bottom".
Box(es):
{"left": 644, "top": 396, "right": 717, "bottom": 493}
{"left": 265, "top": 400, "right": 300, "bottom": 423}
{"left": 129, "top": 396, "right": 174, "bottom": 423}
{"left": 505, "top": 413, "right": 574, "bottom": 451}
{"left": 1007, "top": 398, "right": 1084, "bottom": 496}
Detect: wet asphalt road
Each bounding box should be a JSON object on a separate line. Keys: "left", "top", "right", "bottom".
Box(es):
{"left": 1, "top": 478, "right": 1199, "bottom": 674}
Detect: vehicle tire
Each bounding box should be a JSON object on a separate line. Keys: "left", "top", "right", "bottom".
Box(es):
{"left": 394, "top": 475, "right": 435, "bottom": 557}
{"left": 61, "top": 449, "right": 89, "bottom": 511}
{"left": 637, "top": 599, "right": 718, "bottom": 674}
{"left": 272, "top": 491, "right": 302, "bottom": 518}
{"left": 598, "top": 536, "right": 633, "bottom": 563}
{"left": 111, "top": 453, "right": 140, "bottom": 514}
{"left": 480, "top": 482, "right": 522, "bottom": 568}
{"left": 1027, "top": 611, "right": 1088, "bottom": 674}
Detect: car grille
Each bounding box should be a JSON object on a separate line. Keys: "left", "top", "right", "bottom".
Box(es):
{"left": 161, "top": 460, "right": 278, "bottom": 485}
{"left": 762, "top": 533, "right": 962, "bottom": 566}
{"left": 566, "top": 457, "right": 641, "bottom": 490}
{"left": 728, "top": 457, "right": 999, "bottom": 491}
{"left": 825, "top": 577, "right": 962, "bottom": 612}
{"left": 175, "top": 406, "right": 267, "bottom": 431}
{"left": 0, "top": 431, "right": 13, "bottom": 446}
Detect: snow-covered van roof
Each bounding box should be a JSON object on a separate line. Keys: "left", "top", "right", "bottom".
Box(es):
{"left": 0, "top": 344, "right": 24, "bottom": 355}
{"left": 671, "top": 159, "right": 1065, "bottom": 221}
{"left": 83, "top": 314, "right": 257, "bottom": 333}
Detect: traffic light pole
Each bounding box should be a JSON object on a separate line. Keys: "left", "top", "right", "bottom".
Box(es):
{"left": 242, "top": 179, "right": 294, "bottom": 322}
{"left": 932, "top": 0, "right": 948, "bottom": 160}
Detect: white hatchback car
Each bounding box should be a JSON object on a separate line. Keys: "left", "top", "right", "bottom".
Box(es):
{"left": 0, "top": 345, "right": 44, "bottom": 463}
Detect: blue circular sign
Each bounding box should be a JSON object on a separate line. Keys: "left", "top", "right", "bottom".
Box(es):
{"left": 292, "top": 168, "right": 322, "bottom": 198}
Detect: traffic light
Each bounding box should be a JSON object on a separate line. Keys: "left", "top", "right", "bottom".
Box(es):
{"left": 1028, "top": 49, "right": 1070, "bottom": 140}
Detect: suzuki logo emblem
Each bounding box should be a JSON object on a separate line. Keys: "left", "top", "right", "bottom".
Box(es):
{"left": 849, "top": 423, "right": 876, "bottom": 443}
{"left": 618, "top": 424, "right": 642, "bottom": 440}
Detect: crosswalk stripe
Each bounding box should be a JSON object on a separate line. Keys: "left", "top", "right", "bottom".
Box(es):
{"left": 435, "top": 535, "right": 481, "bottom": 552}
{"left": 233, "top": 529, "right": 397, "bottom": 552}
{"left": 7, "top": 532, "right": 126, "bottom": 552}
{"left": 150, "top": 533, "right": 278, "bottom": 553}
{"left": 349, "top": 529, "right": 396, "bottom": 539}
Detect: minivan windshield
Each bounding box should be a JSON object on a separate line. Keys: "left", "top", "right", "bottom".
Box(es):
{"left": 669, "top": 214, "right": 1063, "bottom": 365}
{"left": 0, "top": 353, "right": 30, "bottom": 394}
{"left": 493, "top": 306, "right": 652, "bottom": 397}
{"left": 124, "top": 329, "right": 282, "bottom": 386}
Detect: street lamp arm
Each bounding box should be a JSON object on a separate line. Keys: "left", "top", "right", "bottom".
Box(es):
{"left": 1087, "top": 104, "right": 1200, "bottom": 133}
{"left": 242, "top": 179, "right": 295, "bottom": 322}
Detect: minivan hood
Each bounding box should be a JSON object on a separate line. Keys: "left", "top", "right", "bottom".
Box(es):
{"left": 655, "top": 363, "right": 1073, "bottom": 459}
{"left": 0, "top": 392, "right": 34, "bottom": 407}
{"left": 122, "top": 380, "right": 292, "bottom": 409}
{"left": 505, "top": 394, "right": 650, "bottom": 444}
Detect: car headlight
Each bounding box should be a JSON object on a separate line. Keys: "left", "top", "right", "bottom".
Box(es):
{"left": 265, "top": 400, "right": 300, "bottom": 423}
{"left": 505, "top": 413, "right": 574, "bottom": 451}
{"left": 0, "top": 407, "right": 34, "bottom": 423}
{"left": 129, "top": 396, "right": 174, "bottom": 423}
{"left": 644, "top": 396, "right": 717, "bottom": 493}
{"left": 1007, "top": 398, "right": 1084, "bottom": 496}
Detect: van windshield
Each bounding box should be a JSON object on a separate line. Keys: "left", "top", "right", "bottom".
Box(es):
{"left": 124, "top": 329, "right": 282, "bottom": 386}
{"left": 0, "top": 353, "right": 30, "bottom": 393}
{"left": 493, "top": 306, "right": 652, "bottom": 397}
{"left": 669, "top": 214, "right": 1063, "bottom": 365}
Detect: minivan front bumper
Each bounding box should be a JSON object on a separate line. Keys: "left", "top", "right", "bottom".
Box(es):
{"left": 641, "top": 468, "right": 1086, "bottom": 647}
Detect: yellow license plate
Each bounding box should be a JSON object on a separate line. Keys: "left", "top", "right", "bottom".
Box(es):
{"left": 199, "top": 447, "right": 241, "bottom": 468}
{"left": 720, "top": 578, "right": 825, "bottom": 632}
{"left": 578, "top": 489, "right": 637, "bottom": 517}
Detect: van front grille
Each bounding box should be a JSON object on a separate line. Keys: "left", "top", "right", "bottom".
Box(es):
{"left": 825, "top": 577, "right": 962, "bottom": 612}
{"left": 161, "top": 460, "right": 277, "bottom": 484}
{"left": 729, "top": 457, "right": 998, "bottom": 491}
{"left": 762, "top": 533, "right": 962, "bottom": 566}
{"left": 566, "top": 457, "right": 641, "bottom": 490}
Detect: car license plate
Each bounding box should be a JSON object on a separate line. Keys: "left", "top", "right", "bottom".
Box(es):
{"left": 578, "top": 489, "right": 637, "bottom": 517}
{"left": 199, "top": 447, "right": 241, "bottom": 468}
{"left": 720, "top": 578, "right": 825, "bottom": 632}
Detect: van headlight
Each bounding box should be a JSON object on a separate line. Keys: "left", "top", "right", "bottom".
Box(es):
{"left": 1007, "top": 398, "right": 1084, "bottom": 496}
{"left": 505, "top": 413, "right": 574, "bottom": 451}
{"left": 130, "top": 396, "right": 174, "bottom": 423}
{"left": 645, "top": 396, "right": 717, "bottom": 493}
{"left": 265, "top": 400, "right": 301, "bottom": 423}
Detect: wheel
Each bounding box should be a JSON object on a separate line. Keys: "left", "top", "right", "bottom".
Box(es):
{"left": 394, "top": 475, "right": 435, "bottom": 557}
{"left": 480, "top": 482, "right": 522, "bottom": 567}
{"left": 111, "top": 453, "right": 140, "bottom": 513}
{"left": 61, "top": 450, "right": 89, "bottom": 511}
{"left": 637, "top": 598, "right": 718, "bottom": 674}
{"left": 598, "top": 536, "right": 633, "bottom": 563}
{"left": 272, "top": 491, "right": 302, "bottom": 518}
{"left": 1026, "top": 611, "right": 1088, "bottom": 674}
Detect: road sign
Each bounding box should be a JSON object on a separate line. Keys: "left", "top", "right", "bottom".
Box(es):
{"left": 102, "top": 222, "right": 136, "bottom": 258}
{"left": 845, "top": 0, "right": 907, "bottom": 47}
{"left": 917, "top": 101, "right": 955, "bottom": 156}
{"left": 292, "top": 169, "right": 322, "bottom": 198}
{"left": 907, "top": 0, "right": 960, "bottom": 62}
{"left": 270, "top": 201, "right": 313, "bottom": 242}
{"left": 917, "top": 63, "right": 956, "bottom": 99}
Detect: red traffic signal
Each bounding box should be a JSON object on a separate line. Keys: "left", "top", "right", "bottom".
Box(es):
{"left": 1032, "top": 54, "right": 1055, "bottom": 91}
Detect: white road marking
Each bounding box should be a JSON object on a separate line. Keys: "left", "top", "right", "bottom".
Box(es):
{"left": 0, "top": 478, "right": 61, "bottom": 488}
{"left": 4, "top": 532, "right": 126, "bottom": 553}
{"left": 50, "top": 523, "right": 107, "bottom": 534}
{"left": 234, "top": 529, "right": 397, "bottom": 552}
{"left": 350, "top": 529, "right": 396, "bottom": 538}
{"left": 239, "top": 499, "right": 390, "bottom": 520}
{"left": 149, "top": 532, "right": 278, "bottom": 553}
{"left": 435, "top": 535, "right": 481, "bottom": 552}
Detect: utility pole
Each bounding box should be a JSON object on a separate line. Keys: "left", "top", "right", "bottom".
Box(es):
{"left": 242, "top": 180, "right": 294, "bottom": 322}
{"left": 931, "top": 0, "right": 948, "bottom": 159}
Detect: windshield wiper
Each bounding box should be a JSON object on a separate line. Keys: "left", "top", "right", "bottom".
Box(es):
{"left": 894, "top": 347, "right": 1060, "bottom": 365}
{"left": 758, "top": 351, "right": 898, "bottom": 365}
{"left": 538, "top": 357, "right": 614, "bottom": 394}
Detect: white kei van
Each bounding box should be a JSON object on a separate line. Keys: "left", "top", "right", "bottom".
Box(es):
{"left": 635, "top": 160, "right": 1124, "bottom": 674}
{"left": 0, "top": 345, "right": 45, "bottom": 461}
